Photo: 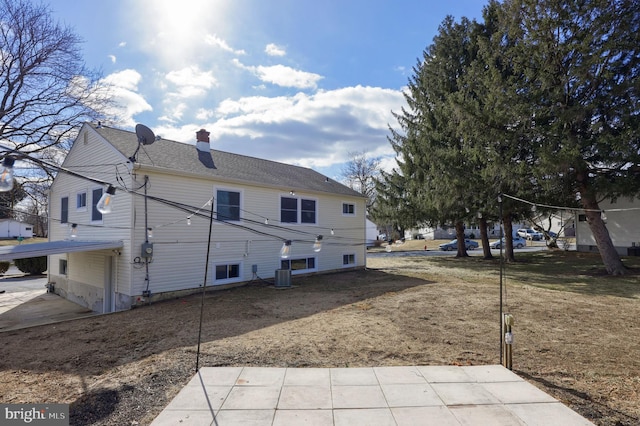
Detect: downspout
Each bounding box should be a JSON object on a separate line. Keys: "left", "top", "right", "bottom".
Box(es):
{"left": 143, "top": 175, "right": 151, "bottom": 299}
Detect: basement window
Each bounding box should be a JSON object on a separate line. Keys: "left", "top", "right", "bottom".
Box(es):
{"left": 215, "top": 263, "right": 240, "bottom": 282}
{"left": 280, "top": 257, "right": 316, "bottom": 273}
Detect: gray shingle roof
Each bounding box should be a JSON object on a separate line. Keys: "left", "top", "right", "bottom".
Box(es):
{"left": 91, "top": 124, "right": 364, "bottom": 198}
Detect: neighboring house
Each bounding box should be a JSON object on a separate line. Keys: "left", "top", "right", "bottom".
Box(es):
{"left": 45, "top": 123, "right": 367, "bottom": 313}
{"left": 531, "top": 212, "right": 575, "bottom": 237}
{"left": 405, "top": 223, "right": 510, "bottom": 240}
{"left": 365, "top": 219, "right": 378, "bottom": 247}
{"left": 0, "top": 219, "right": 34, "bottom": 239}
{"left": 575, "top": 196, "right": 640, "bottom": 256}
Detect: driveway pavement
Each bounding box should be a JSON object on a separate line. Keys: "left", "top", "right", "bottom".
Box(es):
{"left": 0, "top": 267, "right": 96, "bottom": 332}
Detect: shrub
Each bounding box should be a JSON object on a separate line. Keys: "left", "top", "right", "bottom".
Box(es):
{"left": 14, "top": 256, "right": 47, "bottom": 275}
{"left": 0, "top": 261, "right": 9, "bottom": 275}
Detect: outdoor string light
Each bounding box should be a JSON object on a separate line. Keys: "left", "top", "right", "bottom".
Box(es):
{"left": 313, "top": 235, "right": 323, "bottom": 252}
{"left": 0, "top": 157, "right": 15, "bottom": 192}
{"left": 280, "top": 240, "right": 292, "bottom": 258}
{"left": 96, "top": 185, "right": 116, "bottom": 214}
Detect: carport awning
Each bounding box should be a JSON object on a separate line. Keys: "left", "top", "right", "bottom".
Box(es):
{"left": 0, "top": 240, "right": 123, "bottom": 261}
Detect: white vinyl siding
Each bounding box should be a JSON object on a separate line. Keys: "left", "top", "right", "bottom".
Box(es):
{"left": 48, "top": 124, "right": 368, "bottom": 310}
{"left": 48, "top": 125, "right": 135, "bottom": 302}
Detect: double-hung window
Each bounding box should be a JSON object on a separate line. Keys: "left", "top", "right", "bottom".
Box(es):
{"left": 216, "top": 190, "right": 240, "bottom": 221}
{"left": 280, "top": 196, "right": 316, "bottom": 224}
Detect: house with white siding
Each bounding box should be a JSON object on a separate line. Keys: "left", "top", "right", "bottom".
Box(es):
{"left": 46, "top": 123, "right": 367, "bottom": 313}
{"left": 575, "top": 196, "right": 640, "bottom": 256}
{"left": 0, "top": 219, "right": 34, "bottom": 239}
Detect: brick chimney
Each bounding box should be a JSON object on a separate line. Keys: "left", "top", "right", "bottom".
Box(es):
{"left": 196, "top": 129, "right": 210, "bottom": 152}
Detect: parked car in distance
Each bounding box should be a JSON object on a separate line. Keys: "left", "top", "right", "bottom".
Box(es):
{"left": 517, "top": 228, "right": 543, "bottom": 240}
{"left": 490, "top": 236, "right": 526, "bottom": 249}
{"left": 439, "top": 239, "right": 479, "bottom": 251}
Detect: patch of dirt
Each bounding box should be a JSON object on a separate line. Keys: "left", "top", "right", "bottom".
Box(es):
{"left": 0, "top": 255, "right": 638, "bottom": 426}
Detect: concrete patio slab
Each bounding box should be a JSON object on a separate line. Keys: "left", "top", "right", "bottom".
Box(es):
{"left": 151, "top": 365, "right": 594, "bottom": 426}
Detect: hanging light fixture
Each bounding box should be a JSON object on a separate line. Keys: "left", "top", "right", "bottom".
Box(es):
{"left": 330, "top": 228, "right": 335, "bottom": 236}
{"left": 147, "top": 227, "right": 153, "bottom": 239}
{"left": 187, "top": 217, "right": 192, "bottom": 226}
{"left": 96, "top": 185, "right": 116, "bottom": 214}
{"left": 70, "top": 223, "right": 78, "bottom": 238}
{"left": 601, "top": 210, "right": 607, "bottom": 221}
{"left": 531, "top": 204, "right": 537, "bottom": 212}
{"left": 280, "top": 240, "right": 292, "bottom": 258}
{"left": 313, "top": 235, "right": 323, "bottom": 252}
{"left": 0, "top": 157, "right": 15, "bottom": 192}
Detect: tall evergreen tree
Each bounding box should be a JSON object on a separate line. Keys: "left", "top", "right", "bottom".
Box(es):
{"left": 474, "top": 0, "right": 640, "bottom": 274}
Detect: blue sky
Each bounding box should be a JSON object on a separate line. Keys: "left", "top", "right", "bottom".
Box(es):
{"left": 51, "top": 0, "right": 487, "bottom": 178}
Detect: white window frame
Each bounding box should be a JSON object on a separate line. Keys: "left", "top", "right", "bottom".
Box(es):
{"left": 280, "top": 195, "right": 318, "bottom": 225}
{"left": 342, "top": 202, "right": 356, "bottom": 216}
{"left": 76, "top": 191, "right": 87, "bottom": 212}
{"left": 342, "top": 253, "right": 356, "bottom": 267}
{"left": 280, "top": 256, "right": 318, "bottom": 275}
{"left": 215, "top": 187, "right": 242, "bottom": 222}
{"left": 213, "top": 262, "right": 243, "bottom": 284}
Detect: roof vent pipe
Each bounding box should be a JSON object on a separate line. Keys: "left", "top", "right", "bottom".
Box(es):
{"left": 196, "top": 129, "right": 210, "bottom": 152}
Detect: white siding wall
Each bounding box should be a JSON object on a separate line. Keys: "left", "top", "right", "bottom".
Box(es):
{"left": 48, "top": 125, "right": 367, "bottom": 309}
{"left": 576, "top": 196, "right": 640, "bottom": 254}
{"left": 48, "top": 126, "right": 134, "bottom": 310}
{"left": 129, "top": 169, "right": 367, "bottom": 297}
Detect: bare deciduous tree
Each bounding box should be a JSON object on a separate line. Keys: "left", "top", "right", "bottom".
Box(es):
{"left": 0, "top": 0, "right": 111, "bottom": 156}
{"left": 340, "top": 150, "right": 380, "bottom": 211}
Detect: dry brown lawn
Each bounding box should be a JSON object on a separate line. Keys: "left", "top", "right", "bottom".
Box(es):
{"left": 0, "top": 246, "right": 638, "bottom": 425}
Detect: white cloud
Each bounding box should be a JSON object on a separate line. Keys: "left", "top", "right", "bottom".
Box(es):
{"left": 108, "top": 55, "right": 116, "bottom": 63}
{"left": 165, "top": 67, "right": 218, "bottom": 98}
{"left": 196, "top": 85, "right": 405, "bottom": 169}
{"left": 118, "top": 41, "right": 127, "bottom": 48}
{"left": 100, "top": 69, "right": 152, "bottom": 127}
{"left": 159, "top": 102, "right": 188, "bottom": 123}
{"left": 204, "top": 34, "right": 246, "bottom": 55}
{"left": 265, "top": 43, "right": 286, "bottom": 56}
{"left": 233, "top": 59, "right": 323, "bottom": 90}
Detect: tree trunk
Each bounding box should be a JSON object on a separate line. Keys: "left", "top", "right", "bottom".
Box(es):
{"left": 503, "top": 214, "right": 516, "bottom": 262}
{"left": 455, "top": 221, "right": 469, "bottom": 257}
{"left": 580, "top": 194, "right": 627, "bottom": 275}
{"left": 479, "top": 216, "right": 493, "bottom": 259}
